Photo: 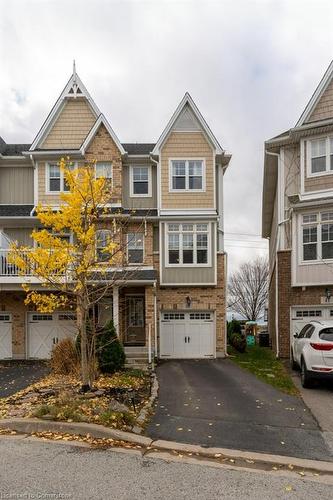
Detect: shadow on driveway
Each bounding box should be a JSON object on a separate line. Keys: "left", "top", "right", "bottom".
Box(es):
{"left": 147, "top": 359, "right": 332, "bottom": 461}
{"left": 0, "top": 362, "right": 49, "bottom": 398}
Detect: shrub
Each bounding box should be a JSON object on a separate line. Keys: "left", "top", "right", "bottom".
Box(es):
{"left": 230, "top": 332, "right": 246, "bottom": 353}
{"left": 227, "top": 319, "right": 242, "bottom": 341}
{"left": 96, "top": 320, "right": 126, "bottom": 374}
{"left": 50, "top": 338, "right": 80, "bottom": 375}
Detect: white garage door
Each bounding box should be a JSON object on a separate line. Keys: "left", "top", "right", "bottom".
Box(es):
{"left": 290, "top": 307, "right": 333, "bottom": 342}
{"left": 28, "top": 312, "right": 77, "bottom": 359}
{"left": 160, "top": 311, "right": 215, "bottom": 359}
{"left": 0, "top": 313, "right": 12, "bottom": 359}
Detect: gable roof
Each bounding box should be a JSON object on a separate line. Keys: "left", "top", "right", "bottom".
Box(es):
{"left": 30, "top": 69, "right": 100, "bottom": 151}
{"left": 152, "top": 92, "right": 224, "bottom": 155}
{"left": 80, "top": 114, "right": 125, "bottom": 155}
{"left": 296, "top": 60, "right": 333, "bottom": 127}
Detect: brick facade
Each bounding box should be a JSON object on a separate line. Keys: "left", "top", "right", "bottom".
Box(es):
{"left": 0, "top": 292, "right": 27, "bottom": 358}
{"left": 271, "top": 250, "right": 332, "bottom": 358}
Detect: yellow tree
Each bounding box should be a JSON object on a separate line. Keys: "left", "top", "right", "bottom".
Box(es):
{"left": 10, "top": 159, "right": 141, "bottom": 390}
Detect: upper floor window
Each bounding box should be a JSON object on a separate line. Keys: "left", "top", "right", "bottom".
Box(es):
{"left": 47, "top": 162, "right": 75, "bottom": 193}
{"left": 130, "top": 166, "right": 151, "bottom": 197}
{"left": 127, "top": 233, "right": 144, "bottom": 264}
{"left": 96, "top": 229, "right": 112, "bottom": 262}
{"left": 166, "top": 223, "right": 210, "bottom": 266}
{"left": 308, "top": 137, "right": 333, "bottom": 176}
{"left": 302, "top": 212, "right": 333, "bottom": 261}
{"left": 95, "top": 162, "right": 112, "bottom": 181}
{"left": 170, "top": 160, "right": 205, "bottom": 192}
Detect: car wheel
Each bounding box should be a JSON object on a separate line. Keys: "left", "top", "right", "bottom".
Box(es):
{"left": 290, "top": 349, "right": 298, "bottom": 370}
{"left": 301, "top": 358, "right": 312, "bottom": 388}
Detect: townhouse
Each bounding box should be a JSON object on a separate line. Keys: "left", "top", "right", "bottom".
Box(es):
{"left": 0, "top": 68, "right": 230, "bottom": 365}
{"left": 262, "top": 61, "right": 333, "bottom": 358}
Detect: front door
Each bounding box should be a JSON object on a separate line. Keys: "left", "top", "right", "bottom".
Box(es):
{"left": 125, "top": 296, "right": 145, "bottom": 345}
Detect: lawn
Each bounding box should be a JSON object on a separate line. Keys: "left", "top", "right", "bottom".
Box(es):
{"left": 227, "top": 344, "right": 299, "bottom": 396}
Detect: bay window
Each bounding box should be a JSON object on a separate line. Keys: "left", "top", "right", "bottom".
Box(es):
{"left": 166, "top": 223, "right": 210, "bottom": 266}
{"left": 308, "top": 137, "right": 333, "bottom": 175}
{"left": 170, "top": 160, "right": 204, "bottom": 191}
{"left": 302, "top": 212, "right": 333, "bottom": 261}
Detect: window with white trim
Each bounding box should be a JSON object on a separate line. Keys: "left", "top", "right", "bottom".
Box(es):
{"left": 302, "top": 212, "right": 333, "bottom": 261}
{"left": 47, "top": 162, "right": 75, "bottom": 192}
{"left": 96, "top": 229, "right": 112, "bottom": 262}
{"left": 308, "top": 137, "right": 333, "bottom": 175}
{"left": 170, "top": 160, "right": 204, "bottom": 191}
{"left": 130, "top": 166, "right": 150, "bottom": 196}
{"left": 166, "top": 223, "right": 209, "bottom": 266}
{"left": 127, "top": 233, "right": 144, "bottom": 264}
{"left": 95, "top": 162, "right": 112, "bottom": 180}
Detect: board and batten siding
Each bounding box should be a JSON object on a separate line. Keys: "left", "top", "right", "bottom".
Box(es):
{"left": 160, "top": 131, "right": 215, "bottom": 209}
{"left": 41, "top": 98, "right": 96, "bottom": 149}
{"left": 0, "top": 166, "right": 34, "bottom": 204}
{"left": 122, "top": 164, "right": 157, "bottom": 209}
{"left": 160, "top": 222, "right": 216, "bottom": 285}
{"left": 4, "top": 228, "right": 33, "bottom": 246}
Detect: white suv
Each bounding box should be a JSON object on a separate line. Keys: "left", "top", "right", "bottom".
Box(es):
{"left": 291, "top": 320, "right": 333, "bottom": 388}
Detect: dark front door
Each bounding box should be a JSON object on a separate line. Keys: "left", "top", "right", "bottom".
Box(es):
{"left": 125, "top": 296, "right": 145, "bottom": 345}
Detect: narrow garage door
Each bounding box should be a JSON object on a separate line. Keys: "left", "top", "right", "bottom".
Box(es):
{"left": 160, "top": 311, "right": 214, "bottom": 359}
{"left": 28, "top": 312, "right": 76, "bottom": 359}
{"left": 0, "top": 313, "right": 12, "bottom": 359}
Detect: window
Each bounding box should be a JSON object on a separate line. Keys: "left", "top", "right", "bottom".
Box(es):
{"left": 127, "top": 233, "right": 144, "bottom": 264}
{"left": 166, "top": 223, "right": 210, "bottom": 266}
{"left": 163, "top": 312, "right": 185, "bottom": 320}
{"left": 95, "top": 162, "right": 112, "bottom": 180}
{"left": 301, "top": 212, "right": 333, "bottom": 262}
{"left": 170, "top": 160, "right": 204, "bottom": 191}
{"left": 96, "top": 229, "right": 112, "bottom": 262}
{"left": 47, "top": 162, "right": 76, "bottom": 193}
{"left": 319, "top": 328, "right": 333, "bottom": 341}
{"left": 295, "top": 310, "right": 321, "bottom": 318}
{"left": 130, "top": 166, "right": 151, "bottom": 196}
{"left": 308, "top": 137, "right": 333, "bottom": 175}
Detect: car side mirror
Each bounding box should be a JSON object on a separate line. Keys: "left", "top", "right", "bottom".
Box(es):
{"left": 293, "top": 333, "right": 298, "bottom": 338}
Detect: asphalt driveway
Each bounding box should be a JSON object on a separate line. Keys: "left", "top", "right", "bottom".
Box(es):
{"left": 147, "top": 359, "right": 332, "bottom": 461}
{"left": 0, "top": 362, "right": 49, "bottom": 398}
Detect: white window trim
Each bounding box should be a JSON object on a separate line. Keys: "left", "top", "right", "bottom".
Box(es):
{"left": 165, "top": 222, "right": 211, "bottom": 268}
{"left": 129, "top": 165, "right": 152, "bottom": 198}
{"left": 45, "top": 161, "right": 78, "bottom": 194}
{"left": 127, "top": 232, "right": 145, "bottom": 265}
{"left": 306, "top": 135, "right": 333, "bottom": 178}
{"left": 299, "top": 211, "right": 333, "bottom": 265}
{"left": 168, "top": 158, "right": 206, "bottom": 193}
{"left": 95, "top": 162, "right": 113, "bottom": 181}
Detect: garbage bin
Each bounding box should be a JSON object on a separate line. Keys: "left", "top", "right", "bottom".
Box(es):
{"left": 258, "top": 332, "right": 269, "bottom": 347}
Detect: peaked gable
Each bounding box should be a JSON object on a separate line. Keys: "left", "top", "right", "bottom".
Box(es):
{"left": 81, "top": 114, "right": 125, "bottom": 155}
{"left": 152, "top": 93, "right": 223, "bottom": 155}
{"left": 30, "top": 70, "right": 100, "bottom": 151}
{"left": 296, "top": 60, "right": 333, "bottom": 126}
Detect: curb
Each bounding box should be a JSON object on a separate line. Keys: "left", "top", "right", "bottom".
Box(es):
{"left": 1, "top": 417, "right": 333, "bottom": 473}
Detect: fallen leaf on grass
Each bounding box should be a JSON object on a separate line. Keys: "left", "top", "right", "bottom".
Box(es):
{"left": 285, "top": 486, "right": 293, "bottom": 492}
{"left": 214, "top": 453, "right": 222, "bottom": 458}
{"left": 245, "top": 459, "right": 254, "bottom": 464}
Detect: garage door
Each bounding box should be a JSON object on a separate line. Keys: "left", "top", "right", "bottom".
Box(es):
{"left": 28, "top": 312, "right": 76, "bottom": 359}
{"left": 160, "top": 311, "right": 214, "bottom": 359}
{"left": 0, "top": 313, "right": 12, "bottom": 359}
{"left": 290, "top": 307, "right": 333, "bottom": 342}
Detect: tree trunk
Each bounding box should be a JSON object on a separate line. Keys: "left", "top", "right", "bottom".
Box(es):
{"left": 77, "top": 294, "right": 90, "bottom": 391}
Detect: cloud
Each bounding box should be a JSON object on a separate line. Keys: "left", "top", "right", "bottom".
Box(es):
{"left": 1, "top": 0, "right": 333, "bottom": 271}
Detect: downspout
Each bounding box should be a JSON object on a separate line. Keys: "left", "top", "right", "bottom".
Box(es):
{"left": 153, "top": 282, "right": 158, "bottom": 360}
{"left": 30, "top": 154, "right": 37, "bottom": 217}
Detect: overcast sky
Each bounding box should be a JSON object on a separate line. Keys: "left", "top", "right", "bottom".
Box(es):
{"left": 1, "top": 0, "right": 333, "bottom": 272}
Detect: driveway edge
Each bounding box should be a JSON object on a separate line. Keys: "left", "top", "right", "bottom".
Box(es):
{"left": 1, "top": 417, "right": 332, "bottom": 472}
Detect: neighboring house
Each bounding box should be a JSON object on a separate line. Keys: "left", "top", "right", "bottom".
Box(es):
{"left": 0, "top": 68, "right": 231, "bottom": 365}
{"left": 262, "top": 60, "right": 333, "bottom": 358}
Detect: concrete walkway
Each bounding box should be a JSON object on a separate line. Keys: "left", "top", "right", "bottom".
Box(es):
{"left": 291, "top": 371, "right": 333, "bottom": 455}
{"left": 147, "top": 359, "right": 332, "bottom": 461}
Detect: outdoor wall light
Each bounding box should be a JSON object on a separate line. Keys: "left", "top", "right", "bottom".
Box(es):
{"left": 186, "top": 296, "right": 192, "bottom": 308}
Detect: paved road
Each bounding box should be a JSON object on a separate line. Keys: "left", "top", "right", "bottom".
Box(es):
{"left": 147, "top": 360, "right": 331, "bottom": 461}
{"left": 0, "top": 436, "right": 332, "bottom": 500}
{"left": 0, "top": 362, "right": 49, "bottom": 397}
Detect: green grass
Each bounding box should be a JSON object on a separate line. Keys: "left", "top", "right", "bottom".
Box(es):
{"left": 227, "top": 345, "right": 299, "bottom": 396}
